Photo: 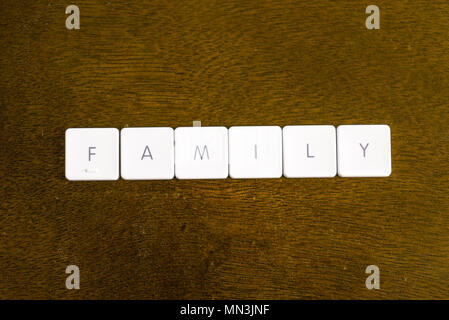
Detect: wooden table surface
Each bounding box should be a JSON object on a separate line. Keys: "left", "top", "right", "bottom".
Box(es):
{"left": 1, "top": 0, "right": 448, "bottom": 299}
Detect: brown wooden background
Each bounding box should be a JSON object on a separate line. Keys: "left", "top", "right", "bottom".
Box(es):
{"left": 1, "top": 0, "right": 449, "bottom": 299}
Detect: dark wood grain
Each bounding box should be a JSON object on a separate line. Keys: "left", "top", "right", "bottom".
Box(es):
{"left": 1, "top": 0, "right": 449, "bottom": 299}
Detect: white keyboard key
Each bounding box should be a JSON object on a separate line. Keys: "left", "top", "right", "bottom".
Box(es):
{"left": 175, "top": 127, "right": 228, "bottom": 179}
{"left": 283, "top": 125, "right": 337, "bottom": 178}
{"left": 65, "top": 128, "right": 119, "bottom": 181}
{"left": 337, "top": 125, "right": 392, "bottom": 177}
{"left": 229, "top": 126, "right": 282, "bottom": 179}
{"left": 121, "top": 127, "right": 174, "bottom": 180}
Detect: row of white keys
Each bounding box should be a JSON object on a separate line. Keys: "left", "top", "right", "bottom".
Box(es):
{"left": 65, "top": 125, "right": 391, "bottom": 180}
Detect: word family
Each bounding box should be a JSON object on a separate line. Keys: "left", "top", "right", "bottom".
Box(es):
{"left": 65, "top": 125, "right": 391, "bottom": 181}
